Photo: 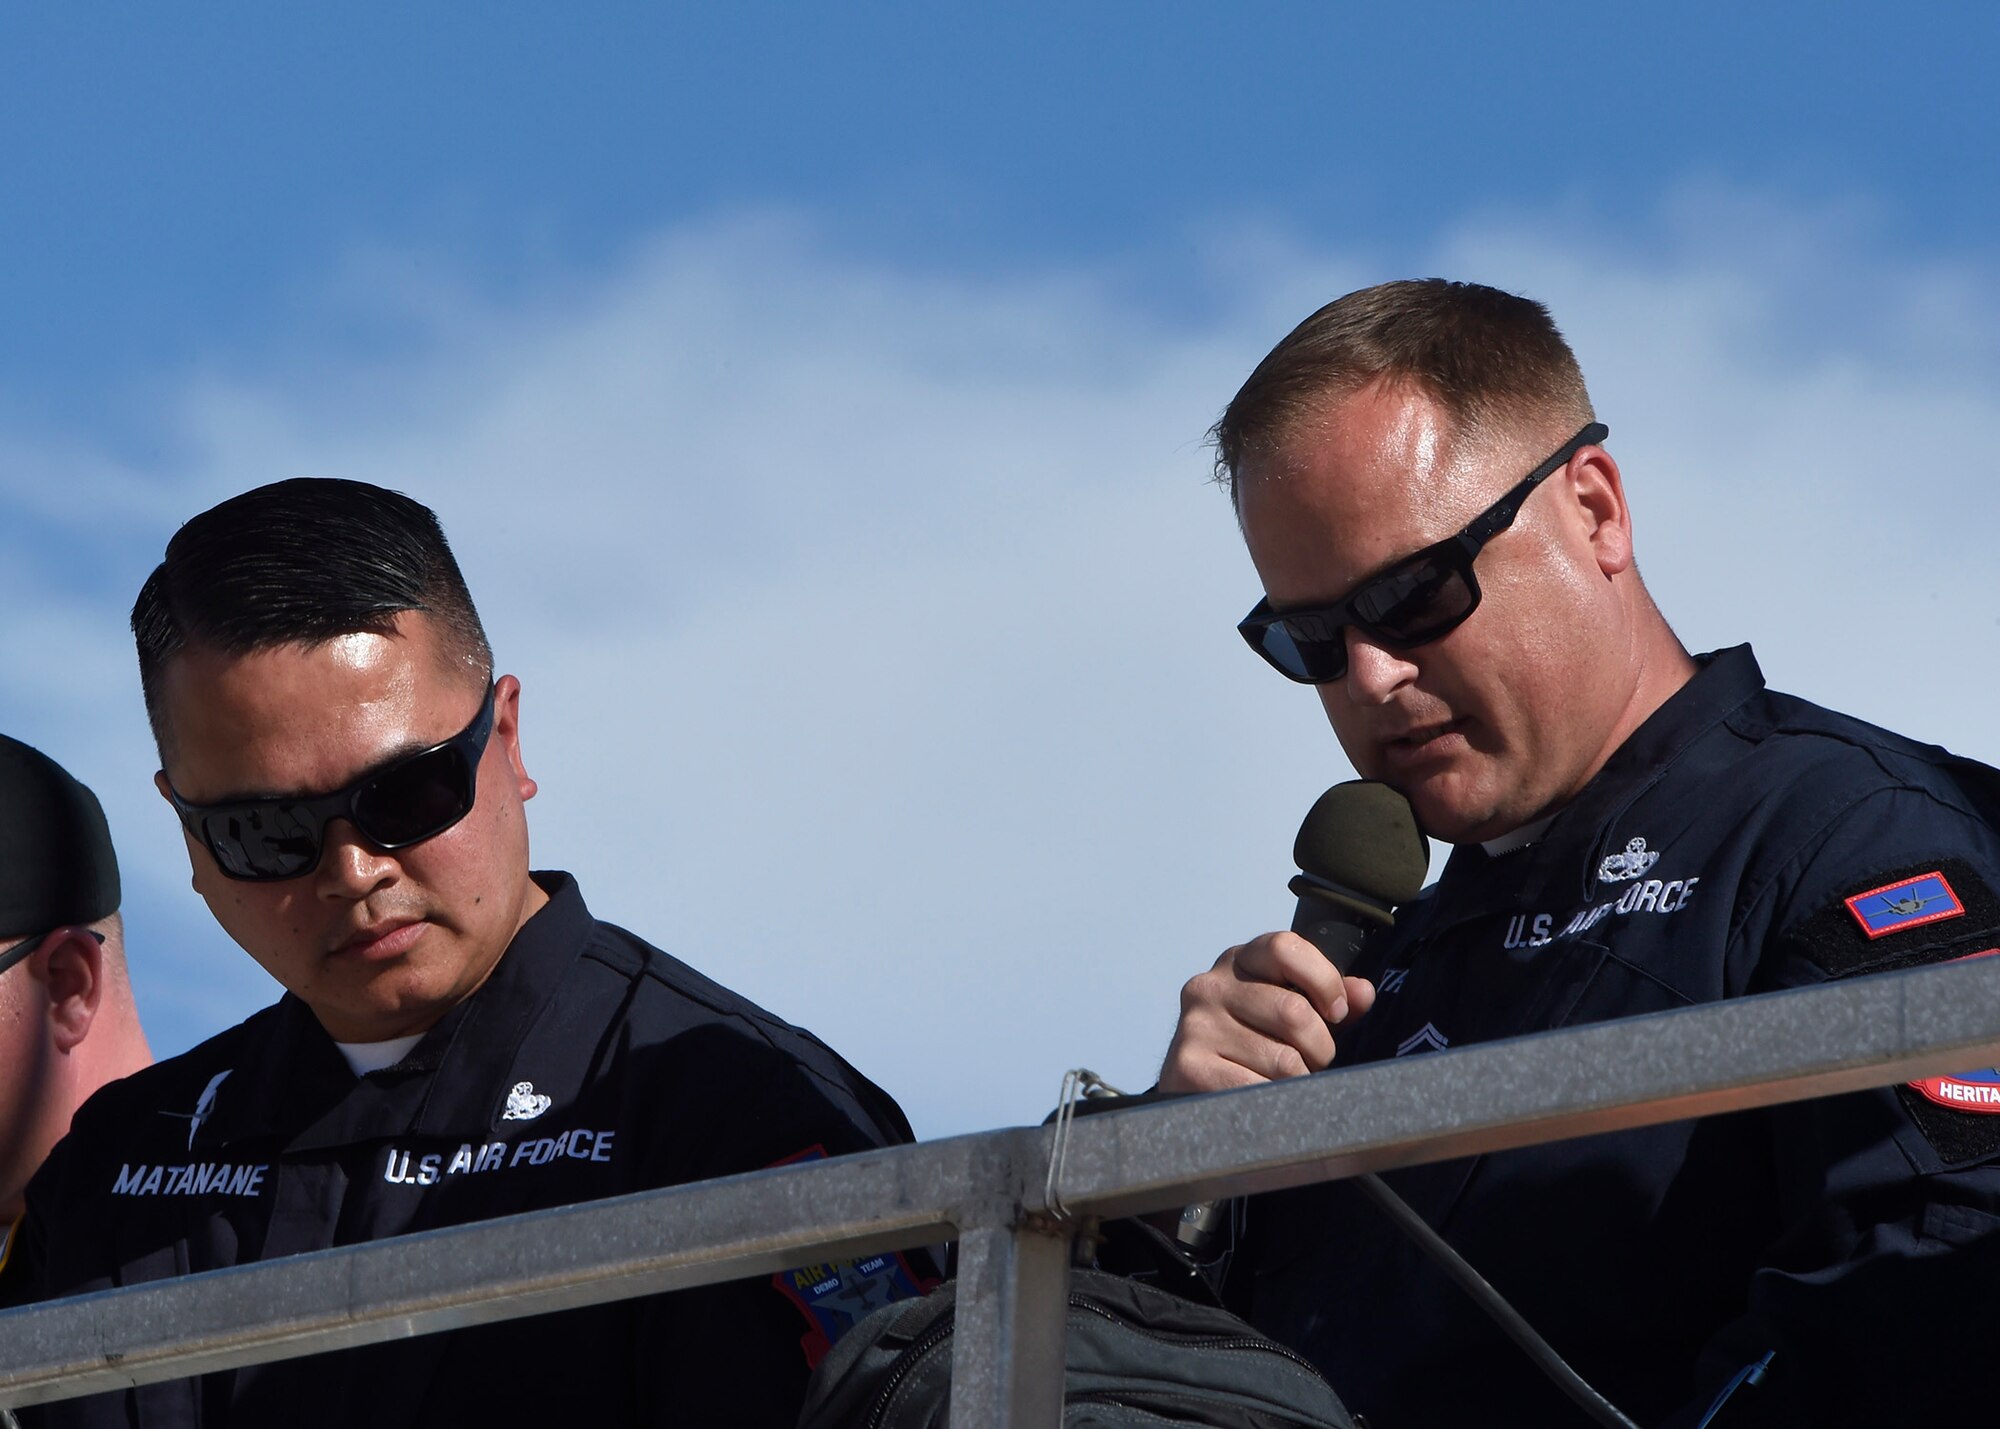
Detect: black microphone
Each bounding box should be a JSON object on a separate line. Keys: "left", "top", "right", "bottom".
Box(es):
{"left": 1288, "top": 780, "right": 1430, "bottom": 976}
{"left": 1176, "top": 781, "right": 1429, "bottom": 1253}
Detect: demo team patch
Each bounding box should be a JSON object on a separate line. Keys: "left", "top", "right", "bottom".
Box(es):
{"left": 767, "top": 1145, "right": 936, "bottom": 1366}
{"left": 1844, "top": 871, "right": 1965, "bottom": 940}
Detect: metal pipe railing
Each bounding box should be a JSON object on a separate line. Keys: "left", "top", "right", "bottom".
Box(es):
{"left": 6, "top": 953, "right": 2000, "bottom": 1427}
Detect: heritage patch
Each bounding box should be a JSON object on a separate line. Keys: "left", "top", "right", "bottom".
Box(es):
{"left": 1908, "top": 1067, "right": 2000, "bottom": 1113}
{"left": 1844, "top": 871, "right": 1965, "bottom": 939}
{"left": 1895, "top": 949, "right": 2000, "bottom": 1162}
{"left": 1898, "top": 1080, "right": 2000, "bottom": 1165}
{"left": 1905, "top": 949, "right": 2000, "bottom": 1116}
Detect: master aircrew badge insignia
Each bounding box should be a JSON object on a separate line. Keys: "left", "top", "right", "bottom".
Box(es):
{"left": 501, "top": 1081, "right": 553, "bottom": 1121}
{"left": 1597, "top": 837, "right": 1659, "bottom": 882}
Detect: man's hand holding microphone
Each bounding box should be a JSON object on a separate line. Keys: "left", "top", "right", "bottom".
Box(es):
{"left": 1159, "top": 781, "right": 1428, "bottom": 1094}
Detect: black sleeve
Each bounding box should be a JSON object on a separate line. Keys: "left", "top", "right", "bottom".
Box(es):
{"left": 636, "top": 1032, "right": 937, "bottom": 1428}
{"left": 1667, "top": 782, "right": 2000, "bottom": 1426}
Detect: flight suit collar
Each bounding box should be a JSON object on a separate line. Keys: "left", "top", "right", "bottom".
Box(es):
{"left": 409, "top": 871, "right": 595, "bottom": 1140}
{"left": 1416, "top": 646, "right": 1765, "bottom": 932}
{"left": 195, "top": 872, "right": 593, "bottom": 1153}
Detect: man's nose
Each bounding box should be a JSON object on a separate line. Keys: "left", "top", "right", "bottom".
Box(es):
{"left": 314, "top": 819, "right": 399, "bottom": 898}
{"left": 1341, "top": 629, "right": 1420, "bottom": 703}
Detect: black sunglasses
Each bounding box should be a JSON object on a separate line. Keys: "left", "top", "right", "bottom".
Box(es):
{"left": 0, "top": 926, "right": 107, "bottom": 979}
{"left": 166, "top": 681, "right": 498, "bottom": 882}
{"left": 1238, "top": 422, "right": 1608, "bottom": 684}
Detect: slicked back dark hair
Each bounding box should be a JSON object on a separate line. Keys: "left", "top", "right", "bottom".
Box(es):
{"left": 132, "top": 478, "right": 493, "bottom": 750}
{"left": 1210, "top": 279, "right": 1594, "bottom": 504}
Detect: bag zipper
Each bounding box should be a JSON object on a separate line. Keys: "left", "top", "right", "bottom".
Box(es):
{"left": 1066, "top": 1297, "right": 1333, "bottom": 1385}
{"left": 863, "top": 1312, "right": 958, "bottom": 1429}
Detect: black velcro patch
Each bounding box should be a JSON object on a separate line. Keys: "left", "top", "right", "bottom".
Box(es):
{"left": 1896, "top": 1084, "right": 2000, "bottom": 1166}
{"left": 1784, "top": 858, "right": 2000, "bottom": 978}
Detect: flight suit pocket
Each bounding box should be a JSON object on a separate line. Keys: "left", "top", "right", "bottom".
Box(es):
{"left": 1920, "top": 1198, "right": 2000, "bottom": 1248}
{"left": 1555, "top": 943, "right": 1696, "bottom": 1028}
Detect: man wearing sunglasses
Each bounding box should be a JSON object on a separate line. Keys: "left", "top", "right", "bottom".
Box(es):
{"left": 18, "top": 480, "right": 929, "bottom": 1427}
{"left": 1156, "top": 281, "right": 2000, "bottom": 1424}
{"left": 0, "top": 736, "right": 152, "bottom": 1312}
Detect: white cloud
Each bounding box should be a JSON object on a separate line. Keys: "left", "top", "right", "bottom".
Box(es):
{"left": 3, "top": 195, "right": 1997, "bottom": 1136}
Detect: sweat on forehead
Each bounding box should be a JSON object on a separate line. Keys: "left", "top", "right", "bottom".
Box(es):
{"left": 1236, "top": 380, "right": 1573, "bottom": 517}
{"left": 148, "top": 621, "right": 490, "bottom": 765}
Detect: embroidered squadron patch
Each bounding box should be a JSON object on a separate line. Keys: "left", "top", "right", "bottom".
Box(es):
{"left": 1844, "top": 871, "right": 1965, "bottom": 940}
{"left": 773, "top": 1252, "right": 933, "bottom": 1368}
{"left": 767, "top": 1146, "right": 937, "bottom": 1367}
{"left": 1782, "top": 858, "right": 2000, "bottom": 979}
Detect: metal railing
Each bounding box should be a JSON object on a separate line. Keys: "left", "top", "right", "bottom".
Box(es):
{"left": 6, "top": 953, "right": 2000, "bottom": 1426}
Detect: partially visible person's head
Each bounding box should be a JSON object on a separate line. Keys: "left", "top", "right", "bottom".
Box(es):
{"left": 1, "top": 735, "right": 150, "bottom": 1218}
{"left": 1218, "top": 281, "right": 1691, "bottom": 844}
{"left": 132, "top": 480, "right": 542, "bottom": 1045}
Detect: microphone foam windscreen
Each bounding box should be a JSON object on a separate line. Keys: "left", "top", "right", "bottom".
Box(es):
{"left": 1293, "top": 780, "right": 1430, "bottom": 913}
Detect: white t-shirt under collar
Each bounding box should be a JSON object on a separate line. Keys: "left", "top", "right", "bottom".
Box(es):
{"left": 334, "top": 1033, "right": 425, "bottom": 1077}
{"left": 1480, "top": 814, "right": 1557, "bottom": 857}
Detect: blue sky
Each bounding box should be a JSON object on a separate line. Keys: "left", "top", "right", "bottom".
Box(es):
{"left": 3, "top": 4, "right": 1997, "bottom": 1135}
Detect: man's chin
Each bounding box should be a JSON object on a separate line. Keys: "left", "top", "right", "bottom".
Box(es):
{"left": 1401, "top": 778, "right": 1506, "bottom": 846}
{"left": 1345, "top": 757, "right": 1518, "bottom": 845}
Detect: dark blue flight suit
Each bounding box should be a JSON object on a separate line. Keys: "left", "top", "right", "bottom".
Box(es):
{"left": 16, "top": 873, "right": 930, "bottom": 1427}
{"left": 1226, "top": 647, "right": 2000, "bottom": 1426}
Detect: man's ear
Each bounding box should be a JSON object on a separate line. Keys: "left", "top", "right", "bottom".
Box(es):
{"left": 31, "top": 929, "right": 105, "bottom": 1054}
{"left": 1566, "top": 443, "right": 1634, "bottom": 578}
{"left": 494, "top": 674, "right": 538, "bottom": 802}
